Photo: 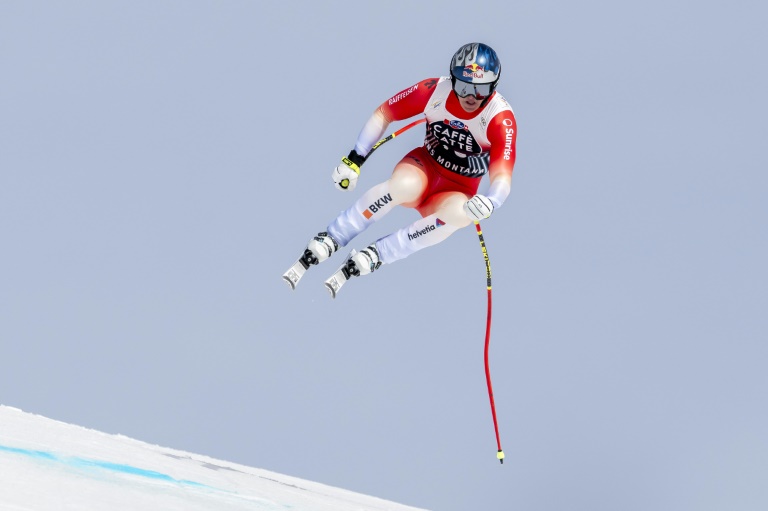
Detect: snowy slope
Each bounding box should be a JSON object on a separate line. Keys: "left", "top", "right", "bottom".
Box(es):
{"left": 0, "top": 406, "right": 427, "bottom": 511}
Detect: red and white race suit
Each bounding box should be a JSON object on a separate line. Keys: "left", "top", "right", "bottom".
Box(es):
{"left": 326, "top": 77, "right": 518, "bottom": 265}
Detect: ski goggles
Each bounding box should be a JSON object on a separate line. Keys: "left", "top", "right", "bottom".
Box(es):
{"left": 452, "top": 78, "right": 494, "bottom": 99}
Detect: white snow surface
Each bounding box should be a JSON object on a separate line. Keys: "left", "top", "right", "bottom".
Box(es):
{"left": 0, "top": 406, "right": 427, "bottom": 511}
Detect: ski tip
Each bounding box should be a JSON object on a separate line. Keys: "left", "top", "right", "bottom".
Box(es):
{"left": 324, "top": 282, "right": 337, "bottom": 299}
{"left": 282, "top": 275, "right": 297, "bottom": 290}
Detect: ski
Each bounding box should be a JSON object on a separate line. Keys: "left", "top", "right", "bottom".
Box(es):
{"left": 324, "top": 250, "right": 357, "bottom": 299}
{"left": 281, "top": 250, "right": 316, "bottom": 290}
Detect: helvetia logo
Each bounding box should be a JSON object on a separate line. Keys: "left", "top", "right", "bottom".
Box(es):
{"left": 408, "top": 219, "right": 445, "bottom": 240}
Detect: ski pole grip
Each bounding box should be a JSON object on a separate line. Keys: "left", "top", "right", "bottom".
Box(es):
{"left": 339, "top": 153, "right": 362, "bottom": 189}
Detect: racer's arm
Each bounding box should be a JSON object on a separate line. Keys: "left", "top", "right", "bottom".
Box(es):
{"left": 484, "top": 110, "right": 518, "bottom": 209}
{"left": 348, "top": 78, "right": 439, "bottom": 165}
{"left": 334, "top": 78, "right": 438, "bottom": 191}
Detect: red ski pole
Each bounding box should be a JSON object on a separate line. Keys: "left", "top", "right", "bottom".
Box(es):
{"left": 474, "top": 221, "right": 505, "bottom": 464}
{"left": 337, "top": 117, "right": 505, "bottom": 462}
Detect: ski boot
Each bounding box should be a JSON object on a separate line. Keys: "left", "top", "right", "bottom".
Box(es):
{"left": 324, "top": 244, "right": 381, "bottom": 298}
{"left": 282, "top": 232, "right": 339, "bottom": 290}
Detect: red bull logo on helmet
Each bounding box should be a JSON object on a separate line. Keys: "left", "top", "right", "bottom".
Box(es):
{"left": 451, "top": 43, "right": 501, "bottom": 84}
{"left": 462, "top": 63, "right": 486, "bottom": 80}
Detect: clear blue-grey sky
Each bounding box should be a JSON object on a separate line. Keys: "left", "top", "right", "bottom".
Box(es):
{"left": 2, "top": 2, "right": 767, "bottom": 510}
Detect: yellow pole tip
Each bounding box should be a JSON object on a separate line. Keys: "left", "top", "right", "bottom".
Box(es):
{"left": 497, "top": 450, "right": 505, "bottom": 462}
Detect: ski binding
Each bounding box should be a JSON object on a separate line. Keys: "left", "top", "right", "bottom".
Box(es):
{"left": 324, "top": 250, "right": 357, "bottom": 299}
{"left": 282, "top": 250, "right": 316, "bottom": 290}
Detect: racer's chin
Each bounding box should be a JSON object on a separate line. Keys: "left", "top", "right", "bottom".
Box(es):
{"left": 459, "top": 95, "right": 482, "bottom": 112}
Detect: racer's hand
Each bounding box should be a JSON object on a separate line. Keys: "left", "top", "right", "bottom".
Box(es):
{"left": 332, "top": 157, "right": 361, "bottom": 191}
{"left": 464, "top": 194, "right": 494, "bottom": 221}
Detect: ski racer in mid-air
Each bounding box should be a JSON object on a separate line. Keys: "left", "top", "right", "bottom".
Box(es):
{"left": 283, "top": 42, "right": 518, "bottom": 296}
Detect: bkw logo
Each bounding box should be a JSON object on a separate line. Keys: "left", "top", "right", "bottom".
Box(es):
{"left": 362, "top": 193, "right": 393, "bottom": 219}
